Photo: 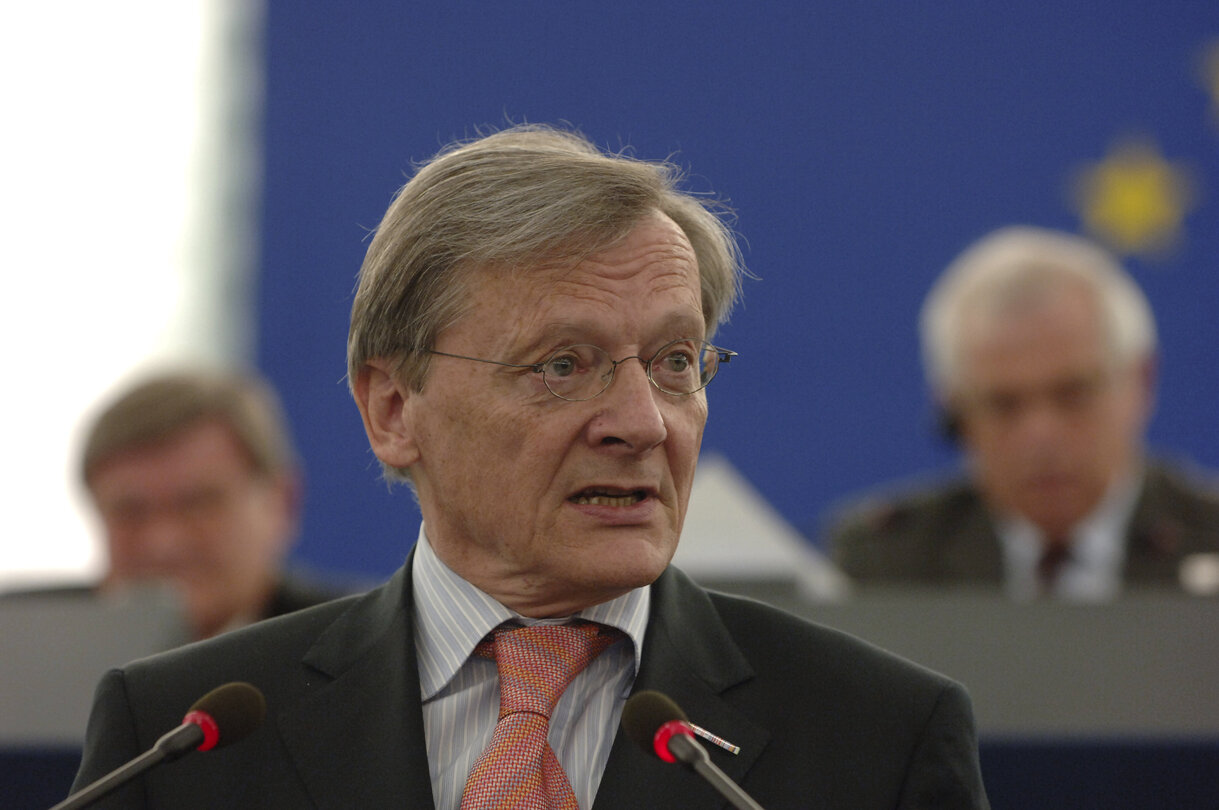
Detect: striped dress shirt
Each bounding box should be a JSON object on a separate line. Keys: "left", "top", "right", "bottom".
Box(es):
{"left": 412, "top": 526, "right": 649, "bottom": 810}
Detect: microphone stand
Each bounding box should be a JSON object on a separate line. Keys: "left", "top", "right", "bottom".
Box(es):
{"left": 50, "top": 723, "right": 203, "bottom": 810}
{"left": 669, "top": 733, "right": 766, "bottom": 810}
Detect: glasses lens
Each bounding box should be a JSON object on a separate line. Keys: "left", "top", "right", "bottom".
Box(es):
{"left": 649, "top": 339, "right": 719, "bottom": 395}
{"left": 541, "top": 344, "right": 612, "bottom": 400}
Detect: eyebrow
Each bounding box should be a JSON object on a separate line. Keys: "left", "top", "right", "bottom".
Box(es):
{"left": 527, "top": 313, "right": 707, "bottom": 350}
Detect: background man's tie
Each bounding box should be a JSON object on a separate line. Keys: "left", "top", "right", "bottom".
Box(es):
{"left": 1037, "top": 539, "right": 1072, "bottom": 594}
{"left": 1033, "top": 536, "right": 1072, "bottom": 595}
{"left": 460, "top": 622, "right": 622, "bottom": 810}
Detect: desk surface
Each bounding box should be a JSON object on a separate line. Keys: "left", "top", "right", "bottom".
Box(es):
{"left": 703, "top": 582, "right": 1219, "bottom": 738}
{"left": 0, "top": 586, "right": 187, "bottom": 745}
{"left": 4, "top": 585, "right": 1219, "bottom": 808}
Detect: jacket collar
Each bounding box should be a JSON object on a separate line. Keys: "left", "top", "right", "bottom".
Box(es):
{"left": 275, "top": 555, "right": 764, "bottom": 809}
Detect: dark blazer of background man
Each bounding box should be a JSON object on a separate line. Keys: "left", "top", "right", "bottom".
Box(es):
{"left": 72, "top": 125, "right": 989, "bottom": 808}
{"left": 827, "top": 226, "right": 1219, "bottom": 600}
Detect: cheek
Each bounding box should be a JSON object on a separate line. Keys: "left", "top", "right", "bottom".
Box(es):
{"left": 677, "top": 418, "right": 705, "bottom": 463}
{"left": 183, "top": 501, "right": 263, "bottom": 570}
{"left": 1108, "top": 395, "right": 1147, "bottom": 441}
{"left": 104, "top": 538, "right": 137, "bottom": 571}
{"left": 469, "top": 405, "right": 534, "bottom": 464}
{"left": 103, "top": 523, "right": 133, "bottom": 551}
{"left": 424, "top": 397, "right": 555, "bottom": 498}
{"left": 103, "top": 522, "right": 160, "bottom": 564}
{"left": 223, "top": 505, "right": 277, "bottom": 562}
{"left": 667, "top": 404, "right": 707, "bottom": 474}
{"left": 961, "top": 426, "right": 1016, "bottom": 477}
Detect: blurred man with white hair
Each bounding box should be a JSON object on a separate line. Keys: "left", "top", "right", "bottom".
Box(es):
{"left": 827, "top": 226, "right": 1219, "bottom": 600}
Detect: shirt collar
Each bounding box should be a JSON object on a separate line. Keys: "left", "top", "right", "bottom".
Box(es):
{"left": 411, "top": 524, "right": 650, "bottom": 700}
{"left": 1072, "top": 467, "right": 1142, "bottom": 569}
{"left": 998, "top": 466, "right": 1143, "bottom": 599}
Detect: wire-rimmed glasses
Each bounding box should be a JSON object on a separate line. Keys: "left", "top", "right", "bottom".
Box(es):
{"left": 426, "top": 338, "right": 736, "bottom": 401}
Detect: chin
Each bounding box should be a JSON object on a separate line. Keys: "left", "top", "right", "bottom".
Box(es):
{"left": 1019, "top": 502, "right": 1083, "bottom": 534}
{"left": 583, "top": 537, "right": 674, "bottom": 588}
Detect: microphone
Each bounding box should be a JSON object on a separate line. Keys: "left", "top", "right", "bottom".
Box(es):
{"left": 621, "top": 690, "right": 766, "bottom": 810}
{"left": 51, "top": 681, "right": 266, "bottom": 810}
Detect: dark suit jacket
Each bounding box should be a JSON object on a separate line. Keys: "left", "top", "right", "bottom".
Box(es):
{"left": 827, "top": 461, "right": 1219, "bottom": 589}
{"left": 70, "top": 557, "right": 989, "bottom": 809}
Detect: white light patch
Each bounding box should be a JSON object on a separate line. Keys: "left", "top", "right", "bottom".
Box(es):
{"left": 0, "top": 1, "right": 263, "bottom": 588}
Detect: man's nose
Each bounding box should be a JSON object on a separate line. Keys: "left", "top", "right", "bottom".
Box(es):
{"left": 133, "top": 509, "right": 193, "bottom": 564}
{"left": 588, "top": 358, "right": 668, "bottom": 452}
{"left": 1014, "top": 398, "right": 1073, "bottom": 442}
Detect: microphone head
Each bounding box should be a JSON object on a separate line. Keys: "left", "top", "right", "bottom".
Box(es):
{"left": 622, "top": 690, "right": 690, "bottom": 760}
{"left": 185, "top": 682, "right": 266, "bottom": 751}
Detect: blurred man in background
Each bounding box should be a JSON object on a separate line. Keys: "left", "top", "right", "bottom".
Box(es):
{"left": 827, "top": 226, "right": 1219, "bottom": 599}
{"left": 82, "top": 369, "right": 348, "bottom": 639}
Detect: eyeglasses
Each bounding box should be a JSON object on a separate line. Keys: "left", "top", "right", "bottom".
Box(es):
{"left": 426, "top": 338, "right": 736, "bottom": 401}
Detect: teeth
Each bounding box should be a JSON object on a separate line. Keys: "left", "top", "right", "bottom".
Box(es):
{"left": 573, "top": 491, "right": 644, "bottom": 506}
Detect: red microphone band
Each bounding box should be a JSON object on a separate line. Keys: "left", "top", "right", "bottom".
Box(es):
{"left": 653, "top": 719, "right": 695, "bottom": 763}
{"left": 183, "top": 709, "right": 221, "bottom": 752}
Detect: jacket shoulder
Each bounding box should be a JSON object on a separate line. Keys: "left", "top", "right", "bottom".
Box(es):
{"left": 1144, "top": 460, "right": 1219, "bottom": 521}
{"left": 119, "top": 593, "right": 363, "bottom": 703}
{"left": 821, "top": 476, "right": 995, "bottom": 582}
{"left": 1133, "top": 460, "right": 1219, "bottom": 562}
{"left": 706, "top": 589, "right": 957, "bottom": 695}
{"left": 826, "top": 476, "right": 981, "bottom": 539}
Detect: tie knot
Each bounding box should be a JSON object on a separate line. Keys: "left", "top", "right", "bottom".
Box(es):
{"left": 479, "top": 622, "right": 622, "bottom": 719}
{"left": 1037, "top": 540, "right": 1073, "bottom": 590}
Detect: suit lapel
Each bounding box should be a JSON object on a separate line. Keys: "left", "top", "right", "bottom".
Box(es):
{"left": 594, "top": 567, "right": 768, "bottom": 809}
{"left": 278, "top": 558, "right": 437, "bottom": 809}
{"left": 1125, "top": 465, "right": 1190, "bottom": 583}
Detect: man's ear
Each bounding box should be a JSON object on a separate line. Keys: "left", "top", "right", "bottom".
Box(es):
{"left": 931, "top": 389, "right": 964, "bottom": 445}
{"left": 936, "top": 404, "right": 962, "bottom": 444}
{"left": 352, "top": 359, "right": 421, "bottom": 469}
{"left": 1133, "top": 351, "right": 1159, "bottom": 427}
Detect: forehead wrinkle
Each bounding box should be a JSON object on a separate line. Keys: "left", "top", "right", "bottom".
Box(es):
{"left": 541, "top": 266, "right": 702, "bottom": 349}
{"left": 551, "top": 210, "right": 697, "bottom": 283}
{"left": 553, "top": 239, "right": 699, "bottom": 312}
{"left": 549, "top": 262, "right": 696, "bottom": 307}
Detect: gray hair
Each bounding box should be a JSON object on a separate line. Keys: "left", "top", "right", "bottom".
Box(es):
{"left": 920, "top": 226, "right": 1157, "bottom": 397}
{"left": 347, "top": 124, "right": 745, "bottom": 395}
{"left": 82, "top": 369, "right": 297, "bottom": 485}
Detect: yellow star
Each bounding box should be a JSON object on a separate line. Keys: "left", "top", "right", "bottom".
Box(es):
{"left": 1071, "top": 138, "right": 1196, "bottom": 258}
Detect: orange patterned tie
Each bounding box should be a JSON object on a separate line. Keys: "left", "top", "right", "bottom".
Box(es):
{"left": 459, "top": 622, "right": 622, "bottom": 810}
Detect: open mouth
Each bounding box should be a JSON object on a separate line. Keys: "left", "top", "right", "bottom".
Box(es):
{"left": 569, "top": 487, "right": 648, "bottom": 507}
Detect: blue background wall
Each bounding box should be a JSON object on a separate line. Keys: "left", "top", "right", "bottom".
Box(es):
{"left": 256, "top": 2, "right": 1219, "bottom": 580}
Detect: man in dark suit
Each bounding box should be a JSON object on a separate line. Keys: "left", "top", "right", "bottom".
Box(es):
{"left": 71, "top": 125, "right": 988, "bottom": 808}
{"left": 827, "top": 226, "right": 1219, "bottom": 599}
{"left": 81, "top": 370, "right": 347, "bottom": 640}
